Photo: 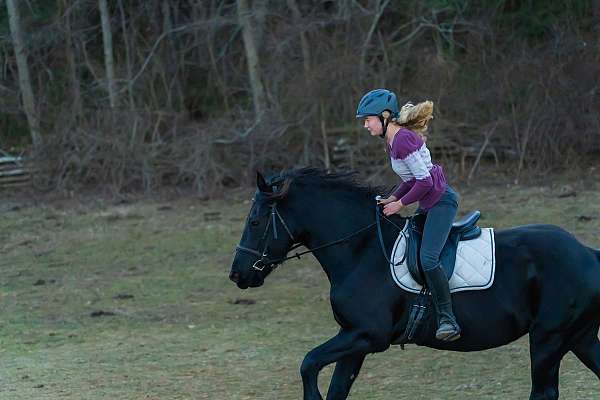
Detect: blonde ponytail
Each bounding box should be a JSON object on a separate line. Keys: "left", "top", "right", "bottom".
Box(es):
{"left": 392, "top": 100, "right": 434, "bottom": 141}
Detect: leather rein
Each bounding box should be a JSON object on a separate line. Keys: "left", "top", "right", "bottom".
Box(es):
{"left": 235, "top": 200, "right": 408, "bottom": 272}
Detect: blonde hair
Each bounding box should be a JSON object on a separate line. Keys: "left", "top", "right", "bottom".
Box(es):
{"left": 391, "top": 100, "right": 434, "bottom": 141}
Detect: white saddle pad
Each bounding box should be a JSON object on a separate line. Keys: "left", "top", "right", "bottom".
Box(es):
{"left": 390, "top": 224, "right": 496, "bottom": 294}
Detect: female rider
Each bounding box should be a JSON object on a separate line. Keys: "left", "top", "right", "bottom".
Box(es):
{"left": 356, "top": 88, "right": 461, "bottom": 341}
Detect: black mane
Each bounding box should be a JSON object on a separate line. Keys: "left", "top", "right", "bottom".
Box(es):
{"left": 266, "top": 167, "right": 386, "bottom": 200}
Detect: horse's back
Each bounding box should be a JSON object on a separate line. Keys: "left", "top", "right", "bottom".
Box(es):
{"left": 495, "top": 223, "right": 599, "bottom": 267}
{"left": 495, "top": 223, "right": 600, "bottom": 306}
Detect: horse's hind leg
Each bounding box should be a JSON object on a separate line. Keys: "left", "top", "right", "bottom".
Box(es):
{"left": 571, "top": 327, "right": 600, "bottom": 379}
{"left": 529, "top": 330, "right": 569, "bottom": 400}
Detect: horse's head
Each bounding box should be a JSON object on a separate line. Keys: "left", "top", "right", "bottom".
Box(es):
{"left": 229, "top": 171, "right": 298, "bottom": 289}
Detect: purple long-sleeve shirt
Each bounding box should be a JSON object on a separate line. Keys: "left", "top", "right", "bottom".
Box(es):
{"left": 388, "top": 128, "right": 447, "bottom": 210}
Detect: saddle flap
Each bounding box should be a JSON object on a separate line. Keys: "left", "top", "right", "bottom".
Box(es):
{"left": 390, "top": 228, "right": 496, "bottom": 295}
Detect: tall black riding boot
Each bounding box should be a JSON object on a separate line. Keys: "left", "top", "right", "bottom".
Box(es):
{"left": 423, "top": 264, "right": 461, "bottom": 341}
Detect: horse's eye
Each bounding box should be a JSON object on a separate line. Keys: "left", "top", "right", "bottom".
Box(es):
{"left": 250, "top": 220, "right": 260, "bottom": 226}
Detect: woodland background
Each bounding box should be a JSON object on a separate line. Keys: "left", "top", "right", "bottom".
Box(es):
{"left": 1, "top": 0, "right": 599, "bottom": 196}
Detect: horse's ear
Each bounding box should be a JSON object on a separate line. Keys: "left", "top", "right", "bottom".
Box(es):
{"left": 256, "top": 171, "right": 272, "bottom": 193}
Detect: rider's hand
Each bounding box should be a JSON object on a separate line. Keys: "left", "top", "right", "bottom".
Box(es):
{"left": 383, "top": 200, "right": 405, "bottom": 216}
{"left": 377, "top": 195, "right": 397, "bottom": 205}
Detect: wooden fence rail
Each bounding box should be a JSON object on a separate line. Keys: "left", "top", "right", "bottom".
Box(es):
{"left": 0, "top": 156, "right": 31, "bottom": 189}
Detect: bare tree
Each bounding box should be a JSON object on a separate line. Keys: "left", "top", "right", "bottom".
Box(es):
{"left": 237, "top": 0, "right": 268, "bottom": 115}
{"left": 206, "top": 0, "right": 231, "bottom": 112}
{"left": 61, "top": 0, "right": 82, "bottom": 116}
{"left": 287, "top": 0, "right": 312, "bottom": 163}
{"left": 6, "top": 0, "right": 42, "bottom": 147}
{"left": 359, "top": 0, "right": 391, "bottom": 77}
{"left": 99, "top": 0, "right": 117, "bottom": 108}
{"left": 286, "top": 0, "right": 310, "bottom": 76}
{"left": 117, "top": 0, "right": 135, "bottom": 110}
{"left": 0, "top": 1, "right": 596, "bottom": 194}
{"left": 594, "top": 0, "right": 600, "bottom": 50}
{"left": 161, "top": 0, "right": 184, "bottom": 110}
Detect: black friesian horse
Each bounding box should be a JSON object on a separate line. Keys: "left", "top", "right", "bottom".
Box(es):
{"left": 229, "top": 168, "right": 600, "bottom": 400}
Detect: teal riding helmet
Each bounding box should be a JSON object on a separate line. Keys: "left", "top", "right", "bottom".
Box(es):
{"left": 356, "top": 89, "right": 399, "bottom": 119}
{"left": 356, "top": 89, "right": 399, "bottom": 137}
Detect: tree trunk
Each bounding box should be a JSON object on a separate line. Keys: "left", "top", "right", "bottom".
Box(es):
{"left": 252, "top": 0, "right": 268, "bottom": 45}
{"left": 287, "top": 0, "right": 312, "bottom": 164}
{"left": 6, "top": 0, "right": 42, "bottom": 148}
{"left": 237, "top": 0, "right": 267, "bottom": 116}
{"left": 207, "top": 0, "right": 230, "bottom": 112}
{"left": 594, "top": 0, "right": 600, "bottom": 50}
{"left": 99, "top": 0, "right": 117, "bottom": 108}
{"left": 161, "top": 0, "right": 184, "bottom": 110}
{"left": 117, "top": 0, "right": 135, "bottom": 110}
{"left": 286, "top": 0, "right": 310, "bottom": 76}
{"left": 359, "top": 0, "right": 391, "bottom": 77}
{"left": 62, "top": 0, "right": 82, "bottom": 116}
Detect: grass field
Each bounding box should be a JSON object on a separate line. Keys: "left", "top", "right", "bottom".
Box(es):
{"left": 2, "top": 175, "right": 600, "bottom": 399}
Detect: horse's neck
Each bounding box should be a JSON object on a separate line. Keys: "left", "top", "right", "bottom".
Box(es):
{"left": 293, "top": 190, "right": 387, "bottom": 285}
{"left": 291, "top": 190, "right": 413, "bottom": 332}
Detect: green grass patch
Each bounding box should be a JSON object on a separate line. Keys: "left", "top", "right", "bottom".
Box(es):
{"left": 1, "top": 179, "right": 599, "bottom": 399}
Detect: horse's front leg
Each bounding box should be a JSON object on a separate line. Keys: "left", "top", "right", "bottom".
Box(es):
{"left": 325, "top": 354, "right": 366, "bottom": 400}
{"left": 300, "top": 329, "right": 388, "bottom": 400}
{"left": 529, "top": 330, "right": 568, "bottom": 400}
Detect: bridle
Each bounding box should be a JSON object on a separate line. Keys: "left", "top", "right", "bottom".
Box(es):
{"left": 235, "top": 203, "right": 299, "bottom": 271}
{"left": 235, "top": 200, "right": 408, "bottom": 272}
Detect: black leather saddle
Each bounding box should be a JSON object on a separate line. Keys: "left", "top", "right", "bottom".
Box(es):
{"left": 405, "top": 210, "right": 482, "bottom": 285}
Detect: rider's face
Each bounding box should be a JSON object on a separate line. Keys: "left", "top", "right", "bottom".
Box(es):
{"left": 364, "top": 116, "right": 383, "bottom": 136}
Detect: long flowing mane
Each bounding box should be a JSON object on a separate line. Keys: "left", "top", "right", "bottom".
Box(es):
{"left": 265, "top": 167, "right": 385, "bottom": 201}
